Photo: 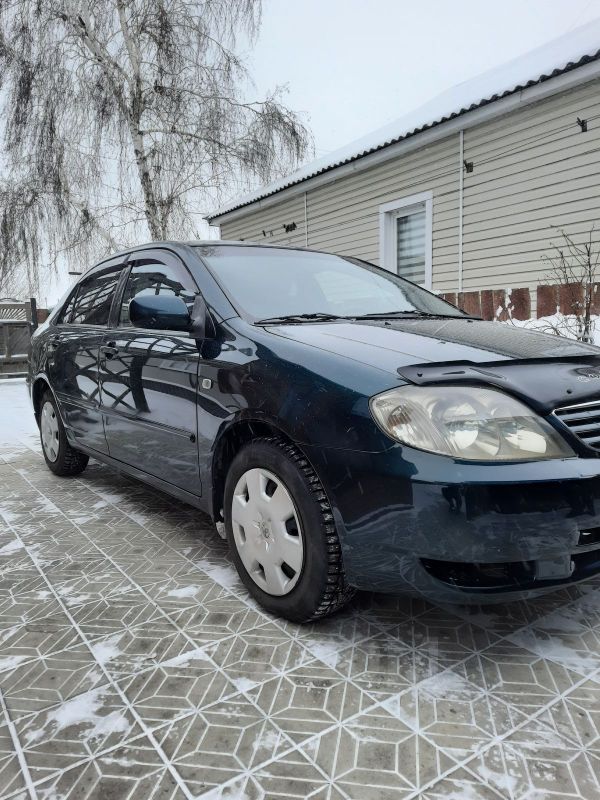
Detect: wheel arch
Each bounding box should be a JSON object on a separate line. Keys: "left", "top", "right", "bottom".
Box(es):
{"left": 211, "top": 417, "right": 305, "bottom": 523}
{"left": 31, "top": 375, "right": 51, "bottom": 425}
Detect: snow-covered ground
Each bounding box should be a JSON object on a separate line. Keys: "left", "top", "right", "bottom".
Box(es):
{"left": 508, "top": 313, "right": 600, "bottom": 346}
{"left": 1, "top": 381, "right": 600, "bottom": 798}
{"left": 0, "top": 378, "right": 40, "bottom": 452}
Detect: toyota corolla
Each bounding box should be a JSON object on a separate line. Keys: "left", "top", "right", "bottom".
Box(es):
{"left": 28, "top": 242, "right": 600, "bottom": 621}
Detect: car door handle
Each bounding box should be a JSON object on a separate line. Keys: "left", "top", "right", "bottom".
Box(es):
{"left": 100, "top": 343, "right": 119, "bottom": 360}
{"left": 48, "top": 334, "right": 60, "bottom": 350}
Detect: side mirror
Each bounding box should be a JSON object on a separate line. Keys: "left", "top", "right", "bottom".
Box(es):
{"left": 189, "top": 295, "right": 217, "bottom": 340}
{"left": 129, "top": 294, "right": 191, "bottom": 332}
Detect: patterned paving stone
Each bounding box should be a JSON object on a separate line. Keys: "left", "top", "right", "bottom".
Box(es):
{"left": 2, "top": 381, "right": 600, "bottom": 800}
{"left": 163, "top": 594, "right": 271, "bottom": 641}
{"left": 301, "top": 705, "right": 456, "bottom": 800}
{"left": 250, "top": 748, "right": 335, "bottom": 799}
{"left": 0, "top": 718, "right": 28, "bottom": 798}
{"left": 116, "top": 650, "right": 236, "bottom": 725}
{"left": 382, "top": 670, "right": 526, "bottom": 760}
{"left": 457, "top": 640, "right": 585, "bottom": 711}
{"left": 206, "top": 624, "right": 315, "bottom": 691}
{"left": 0, "top": 587, "right": 63, "bottom": 627}
{"left": 14, "top": 685, "right": 141, "bottom": 783}
{"left": 0, "top": 569, "right": 51, "bottom": 599}
{"left": 69, "top": 593, "right": 166, "bottom": 639}
{"left": 274, "top": 606, "right": 386, "bottom": 667}
{"left": 144, "top": 573, "right": 231, "bottom": 610}
{"left": 466, "top": 720, "right": 600, "bottom": 799}
{"left": 246, "top": 661, "right": 370, "bottom": 744}
{"left": 40, "top": 566, "right": 138, "bottom": 610}
{"left": 154, "top": 693, "right": 294, "bottom": 794}
{"left": 387, "top": 606, "right": 501, "bottom": 669}
{"left": 0, "top": 643, "right": 107, "bottom": 720}
{"left": 421, "top": 766, "right": 506, "bottom": 799}
{"left": 0, "top": 608, "right": 83, "bottom": 668}
{"left": 181, "top": 749, "right": 335, "bottom": 799}
{"left": 508, "top": 607, "right": 600, "bottom": 675}
{"left": 82, "top": 623, "right": 201, "bottom": 680}
{"left": 537, "top": 677, "right": 600, "bottom": 753}
{"left": 33, "top": 737, "right": 189, "bottom": 800}
{"left": 332, "top": 632, "right": 446, "bottom": 699}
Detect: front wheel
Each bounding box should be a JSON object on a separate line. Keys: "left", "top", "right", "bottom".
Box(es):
{"left": 39, "top": 391, "right": 89, "bottom": 477}
{"left": 224, "top": 437, "right": 355, "bottom": 622}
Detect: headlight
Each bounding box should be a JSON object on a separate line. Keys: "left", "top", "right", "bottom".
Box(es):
{"left": 370, "top": 386, "right": 575, "bottom": 461}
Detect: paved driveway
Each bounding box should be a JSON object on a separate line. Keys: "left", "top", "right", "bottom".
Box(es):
{"left": 0, "top": 380, "right": 599, "bottom": 799}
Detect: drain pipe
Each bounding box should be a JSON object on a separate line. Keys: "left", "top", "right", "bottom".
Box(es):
{"left": 304, "top": 192, "right": 309, "bottom": 247}
{"left": 458, "top": 130, "right": 464, "bottom": 294}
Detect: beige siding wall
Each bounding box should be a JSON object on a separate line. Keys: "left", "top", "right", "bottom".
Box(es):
{"left": 221, "top": 193, "right": 307, "bottom": 248}
{"left": 219, "top": 76, "right": 600, "bottom": 306}
{"left": 462, "top": 77, "right": 600, "bottom": 296}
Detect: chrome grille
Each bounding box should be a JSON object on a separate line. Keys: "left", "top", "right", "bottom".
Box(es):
{"left": 554, "top": 400, "right": 600, "bottom": 450}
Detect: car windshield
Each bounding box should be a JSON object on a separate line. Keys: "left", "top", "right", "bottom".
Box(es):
{"left": 195, "top": 245, "right": 466, "bottom": 322}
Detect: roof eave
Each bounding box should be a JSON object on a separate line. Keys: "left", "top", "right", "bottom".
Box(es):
{"left": 207, "top": 53, "right": 600, "bottom": 226}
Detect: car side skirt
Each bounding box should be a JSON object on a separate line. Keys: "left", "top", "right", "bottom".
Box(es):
{"left": 71, "top": 441, "right": 207, "bottom": 514}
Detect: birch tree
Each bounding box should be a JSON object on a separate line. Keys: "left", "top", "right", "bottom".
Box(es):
{"left": 0, "top": 0, "right": 311, "bottom": 296}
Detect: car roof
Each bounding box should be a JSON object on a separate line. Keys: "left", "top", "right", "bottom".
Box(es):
{"left": 91, "top": 240, "right": 333, "bottom": 271}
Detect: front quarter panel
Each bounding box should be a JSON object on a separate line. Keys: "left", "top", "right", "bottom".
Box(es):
{"left": 221, "top": 319, "right": 400, "bottom": 453}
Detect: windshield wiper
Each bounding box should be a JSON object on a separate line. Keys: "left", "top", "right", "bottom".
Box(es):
{"left": 352, "top": 310, "right": 476, "bottom": 320}
{"left": 255, "top": 312, "right": 350, "bottom": 325}
{"left": 256, "top": 310, "right": 478, "bottom": 325}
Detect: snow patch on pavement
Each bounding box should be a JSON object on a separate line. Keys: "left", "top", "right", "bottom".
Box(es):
{"left": 24, "top": 687, "right": 130, "bottom": 745}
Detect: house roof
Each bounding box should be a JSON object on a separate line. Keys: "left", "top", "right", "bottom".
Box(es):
{"left": 207, "top": 20, "right": 600, "bottom": 223}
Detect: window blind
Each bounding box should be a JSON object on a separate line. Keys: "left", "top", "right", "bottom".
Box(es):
{"left": 396, "top": 208, "right": 426, "bottom": 285}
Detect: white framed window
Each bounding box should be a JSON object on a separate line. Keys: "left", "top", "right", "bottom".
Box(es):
{"left": 379, "top": 191, "right": 433, "bottom": 288}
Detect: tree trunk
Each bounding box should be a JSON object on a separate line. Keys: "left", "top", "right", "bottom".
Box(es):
{"left": 130, "top": 125, "right": 163, "bottom": 240}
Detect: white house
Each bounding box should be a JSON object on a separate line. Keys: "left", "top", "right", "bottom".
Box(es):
{"left": 207, "top": 22, "right": 600, "bottom": 320}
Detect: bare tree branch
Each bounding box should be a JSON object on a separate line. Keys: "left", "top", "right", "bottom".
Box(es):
{"left": 539, "top": 226, "right": 599, "bottom": 343}
{"left": 0, "top": 0, "right": 312, "bottom": 297}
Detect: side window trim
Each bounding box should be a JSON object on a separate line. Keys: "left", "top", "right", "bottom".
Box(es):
{"left": 56, "top": 285, "right": 80, "bottom": 325}
{"left": 117, "top": 248, "right": 200, "bottom": 332}
{"left": 108, "top": 264, "right": 132, "bottom": 328}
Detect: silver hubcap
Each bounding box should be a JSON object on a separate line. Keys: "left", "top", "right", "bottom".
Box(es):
{"left": 40, "top": 401, "right": 60, "bottom": 462}
{"left": 231, "top": 468, "right": 304, "bottom": 596}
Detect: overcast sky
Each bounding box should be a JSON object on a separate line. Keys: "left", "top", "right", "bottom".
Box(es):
{"left": 43, "top": 0, "right": 600, "bottom": 304}
{"left": 249, "top": 0, "right": 600, "bottom": 159}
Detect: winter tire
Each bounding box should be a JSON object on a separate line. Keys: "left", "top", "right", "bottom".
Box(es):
{"left": 224, "top": 436, "right": 355, "bottom": 622}
{"left": 39, "top": 391, "right": 89, "bottom": 477}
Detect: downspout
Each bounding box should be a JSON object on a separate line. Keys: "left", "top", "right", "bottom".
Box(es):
{"left": 304, "top": 192, "right": 309, "bottom": 247}
{"left": 458, "top": 130, "right": 464, "bottom": 293}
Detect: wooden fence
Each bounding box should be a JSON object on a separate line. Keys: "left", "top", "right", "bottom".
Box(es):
{"left": 0, "top": 300, "right": 47, "bottom": 377}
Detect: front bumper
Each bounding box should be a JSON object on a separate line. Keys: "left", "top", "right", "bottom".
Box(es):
{"left": 304, "top": 444, "right": 600, "bottom": 604}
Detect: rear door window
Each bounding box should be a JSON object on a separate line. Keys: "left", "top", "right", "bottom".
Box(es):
{"left": 70, "top": 266, "right": 122, "bottom": 326}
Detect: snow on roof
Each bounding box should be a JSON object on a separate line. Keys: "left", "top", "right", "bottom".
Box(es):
{"left": 208, "top": 20, "right": 600, "bottom": 221}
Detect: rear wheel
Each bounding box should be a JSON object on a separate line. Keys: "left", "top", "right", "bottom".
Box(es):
{"left": 224, "top": 437, "right": 355, "bottom": 622}
{"left": 39, "top": 391, "right": 89, "bottom": 477}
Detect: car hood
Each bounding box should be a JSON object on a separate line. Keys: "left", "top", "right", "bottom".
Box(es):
{"left": 268, "top": 318, "right": 600, "bottom": 412}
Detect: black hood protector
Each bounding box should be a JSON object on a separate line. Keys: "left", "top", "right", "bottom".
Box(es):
{"left": 384, "top": 319, "right": 600, "bottom": 413}
{"left": 388, "top": 318, "right": 600, "bottom": 361}
{"left": 399, "top": 358, "right": 600, "bottom": 415}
